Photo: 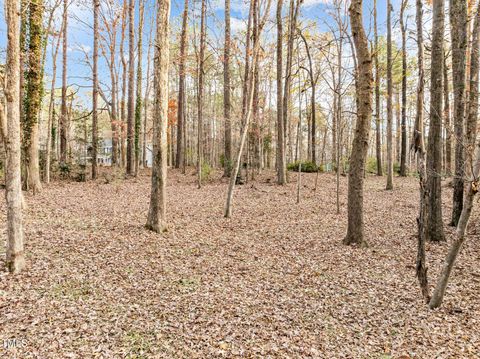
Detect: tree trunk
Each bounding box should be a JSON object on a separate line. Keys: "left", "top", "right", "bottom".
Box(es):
{"left": 465, "top": 3, "right": 480, "bottom": 175}
{"left": 425, "top": 0, "right": 446, "bottom": 242}
{"left": 444, "top": 53, "right": 452, "bottom": 176}
{"left": 176, "top": 0, "right": 189, "bottom": 170}
{"left": 92, "top": 0, "right": 99, "bottom": 179}
{"left": 46, "top": 27, "right": 62, "bottom": 184}
{"left": 429, "top": 138, "right": 480, "bottom": 308}
{"left": 60, "top": 0, "right": 68, "bottom": 164}
{"left": 146, "top": 0, "right": 170, "bottom": 233}
{"left": 4, "top": 0, "right": 26, "bottom": 273}
{"left": 386, "top": 0, "right": 394, "bottom": 190}
{"left": 450, "top": 0, "right": 468, "bottom": 227}
{"left": 225, "top": 0, "right": 271, "bottom": 218}
{"left": 374, "top": 0, "right": 383, "bottom": 176}
{"left": 134, "top": 0, "right": 145, "bottom": 174}
{"left": 276, "top": 0, "right": 287, "bottom": 184}
{"left": 399, "top": 0, "right": 408, "bottom": 176}
{"left": 197, "top": 0, "right": 206, "bottom": 189}
{"left": 343, "top": 0, "right": 372, "bottom": 247}
{"left": 413, "top": 0, "right": 430, "bottom": 303}
{"left": 126, "top": 0, "right": 135, "bottom": 175}
{"left": 23, "top": 0, "right": 43, "bottom": 193}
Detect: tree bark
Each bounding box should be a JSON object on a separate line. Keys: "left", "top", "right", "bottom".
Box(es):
{"left": 60, "top": 0, "right": 68, "bottom": 164}
{"left": 276, "top": 0, "right": 287, "bottom": 184}
{"left": 126, "top": 0, "right": 135, "bottom": 174}
{"left": 343, "top": 0, "right": 372, "bottom": 247}
{"left": 146, "top": 0, "right": 170, "bottom": 233}
{"left": 197, "top": 0, "right": 206, "bottom": 188}
{"left": 413, "top": 0, "right": 430, "bottom": 303}
{"left": 223, "top": 0, "right": 232, "bottom": 176}
{"left": 399, "top": 0, "right": 408, "bottom": 176}
{"left": 386, "top": 0, "right": 394, "bottom": 190}
{"left": 134, "top": 0, "right": 145, "bottom": 174}
{"left": 450, "top": 0, "right": 468, "bottom": 227}
{"left": 46, "top": 26, "right": 62, "bottom": 184}
{"left": 429, "top": 138, "right": 480, "bottom": 308}
{"left": 374, "top": 0, "right": 383, "bottom": 176}
{"left": 176, "top": 0, "right": 189, "bottom": 170}
{"left": 5, "top": 0, "right": 26, "bottom": 273}
{"left": 224, "top": 0, "right": 271, "bottom": 218}
{"left": 425, "top": 0, "right": 446, "bottom": 242}
{"left": 444, "top": 53, "right": 452, "bottom": 176}
{"left": 465, "top": 2, "right": 480, "bottom": 175}
{"left": 92, "top": 0, "right": 99, "bottom": 179}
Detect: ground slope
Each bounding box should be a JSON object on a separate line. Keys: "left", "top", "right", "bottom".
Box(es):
{"left": 1, "top": 170, "right": 479, "bottom": 358}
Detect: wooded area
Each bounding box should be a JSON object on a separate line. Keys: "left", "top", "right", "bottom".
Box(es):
{"left": 1, "top": 0, "right": 480, "bottom": 356}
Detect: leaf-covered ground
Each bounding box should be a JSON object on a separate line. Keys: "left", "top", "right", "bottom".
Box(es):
{"left": 1, "top": 169, "right": 479, "bottom": 358}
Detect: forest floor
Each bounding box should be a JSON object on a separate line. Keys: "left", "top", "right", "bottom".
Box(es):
{"left": 1, "top": 168, "right": 480, "bottom": 358}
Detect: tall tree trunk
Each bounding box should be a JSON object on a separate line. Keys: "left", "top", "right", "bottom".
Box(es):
{"left": 374, "top": 0, "right": 383, "bottom": 176}
{"left": 386, "top": 0, "right": 394, "bottom": 190}
{"left": 197, "top": 0, "right": 206, "bottom": 188}
{"left": 176, "top": 0, "right": 189, "bottom": 170}
{"left": 283, "top": 0, "right": 302, "bottom": 165}
{"left": 60, "top": 0, "right": 68, "bottom": 163}
{"left": 465, "top": 3, "right": 480, "bottom": 175}
{"left": 224, "top": 0, "right": 271, "bottom": 218}
{"left": 46, "top": 26, "right": 62, "bottom": 184}
{"left": 429, "top": 138, "right": 480, "bottom": 308}
{"left": 134, "top": 0, "right": 145, "bottom": 174}
{"left": 146, "top": 0, "right": 170, "bottom": 233}
{"left": 23, "top": 0, "right": 44, "bottom": 193}
{"left": 4, "top": 0, "right": 26, "bottom": 273}
{"left": 126, "top": 0, "right": 135, "bottom": 174}
{"left": 399, "top": 0, "right": 408, "bottom": 176}
{"left": 450, "top": 0, "right": 468, "bottom": 226}
{"left": 426, "top": 0, "right": 446, "bottom": 242}
{"left": 413, "top": 0, "right": 430, "bottom": 303}
{"left": 276, "top": 0, "right": 287, "bottom": 184}
{"left": 343, "top": 0, "right": 372, "bottom": 247}
{"left": 223, "top": 0, "right": 232, "bottom": 177}
{"left": 92, "top": 0, "right": 99, "bottom": 179}
{"left": 444, "top": 53, "right": 452, "bottom": 176}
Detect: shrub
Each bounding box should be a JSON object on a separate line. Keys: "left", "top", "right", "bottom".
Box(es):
{"left": 287, "top": 161, "right": 319, "bottom": 173}
{"left": 366, "top": 157, "right": 378, "bottom": 174}
{"left": 201, "top": 162, "right": 212, "bottom": 182}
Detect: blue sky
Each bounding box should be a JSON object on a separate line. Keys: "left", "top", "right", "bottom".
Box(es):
{"left": 0, "top": 0, "right": 411, "bottom": 107}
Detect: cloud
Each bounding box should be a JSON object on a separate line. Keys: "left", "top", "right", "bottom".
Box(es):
{"left": 230, "top": 16, "right": 247, "bottom": 33}
{"left": 211, "top": 0, "right": 250, "bottom": 15}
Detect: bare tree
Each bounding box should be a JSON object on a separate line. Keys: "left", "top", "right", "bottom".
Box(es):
{"left": 428, "top": 0, "right": 480, "bottom": 308}
{"left": 134, "top": 0, "right": 145, "bottom": 174}
{"left": 92, "top": 0, "right": 99, "bottom": 179}
{"left": 374, "top": 0, "right": 382, "bottom": 176}
{"left": 23, "top": 0, "right": 44, "bottom": 192}
{"left": 60, "top": 0, "right": 68, "bottom": 163}
{"left": 223, "top": 0, "right": 232, "bottom": 177}
{"left": 343, "top": 0, "right": 372, "bottom": 247}
{"left": 146, "top": 0, "right": 170, "bottom": 233}
{"left": 399, "top": 0, "right": 408, "bottom": 176}
{"left": 386, "top": 0, "right": 393, "bottom": 190}
{"left": 225, "top": 0, "right": 272, "bottom": 217}
{"left": 413, "top": 0, "right": 429, "bottom": 302}
{"left": 425, "top": 0, "right": 446, "bottom": 242}
{"left": 3, "top": 0, "right": 26, "bottom": 273}
{"left": 197, "top": 0, "right": 206, "bottom": 188}
{"left": 176, "top": 0, "right": 189, "bottom": 171}
{"left": 276, "top": 0, "right": 287, "bottom": 184}
{"left": 46, "top": 26, "right": 63, "bottom": 184}
{"left": 126, "top": 0, "right": 135, "bottom": 174}
{"left": 450, "top": 0, "right": 468, "bottom": 226}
